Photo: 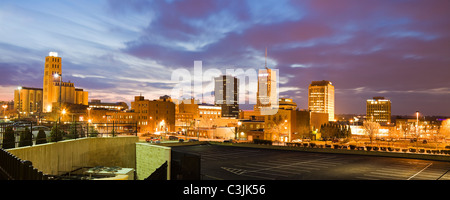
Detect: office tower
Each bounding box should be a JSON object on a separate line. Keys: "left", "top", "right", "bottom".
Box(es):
{"left": 366, "top": 96, "right": 391, "bottom": 124}
{"left": 214, "top": 75, "right": 239, "bottom": 118}
{"left": 254, "top": 49, "right": 278, "bottom": 115}
{"left": 308, "top": 80, "right": 335, "bottom": 121}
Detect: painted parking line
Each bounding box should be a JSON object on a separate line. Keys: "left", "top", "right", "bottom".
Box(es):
{"left": 255, "top": 161, "right": 321, "bottom": 170}
{"left": 244, "top": 156, "right": 335, "bottom": 175}
{"left": 356, "top": 162, "right": 449, "bottom": 180}
{"left": 221, "top": 156, "right": 336, "bottom": 179}
{"left": 220, "top": 167, "right": 276, "bottom": 180}
{"left": 236, "top": 163, "right": 311, "bottom": 174}
{"left": 407, "top": 163, "right": 433, "bottom": 180}
{"left": 200, "top": 150, "right": 263, "bottom": 160}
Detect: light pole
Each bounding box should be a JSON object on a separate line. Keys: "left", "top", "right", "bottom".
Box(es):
{"left": 53, "top": 73, "right": 62, "bottom": 109}
{"left": 53, "top": 73, "right": 62, "bottom": 141}
{"left": 87, "top": 107, "right": 92, "bottom": 136}
{"left": 17, "top": 86, "right": 22, "bottom": 120}
{"left": 62, "top": 109, "right": 66, "bottom": 123}
{"left": 197, "top": 119, "right": 200, "bottom": 140}
{"left": 416, "top": 111, "right": 420, "bottom": 138}
{"left": 236, "top": 121, "right": 242, "bottom": 140}
{"left": 2, "top": 104, "right": 7, "bottom": 119}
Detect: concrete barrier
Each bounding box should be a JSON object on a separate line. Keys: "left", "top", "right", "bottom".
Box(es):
{"left": 135, "top": 141, "right": 209, "bottom": 180}
{"left": 136, "top": 143, "right": 171, "bottom": 180}
{"left": 7, "top": 137, "right": 138, "bottom": 176}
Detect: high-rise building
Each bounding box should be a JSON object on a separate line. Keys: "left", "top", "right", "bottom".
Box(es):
{"left": 42, "top": 52, "right": 88, "bottom": 112}
{"left": 308, "top": 80, "right": 335, "bottom": 121}
{"left": 254, "top": 69, "right": 278, "bottom": 115}
{"left": 366, "top": 96, "right": 391, "bottom": 124}
{"left": 214, "top": 75, "right": 239, "bottom": 118}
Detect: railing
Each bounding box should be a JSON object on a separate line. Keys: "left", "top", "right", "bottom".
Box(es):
{"left": 0, "top": 147, "right": 49, "bottom": 180}
{"left": 0, "top": 122, "right": 138, "bottom": 149}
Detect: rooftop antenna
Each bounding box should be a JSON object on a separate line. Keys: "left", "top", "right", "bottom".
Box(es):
{"left": 265, "top": 47, "right": 269, "bottom": 70}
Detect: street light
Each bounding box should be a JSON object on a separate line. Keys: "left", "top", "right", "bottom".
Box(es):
{"left": 416, "top": 111, "right": 419, "bottom": 125}
{"left": 17, "top": 86, "right": 22, "bottom": 119}
{"left": 87, "top": 107, "right": 91, "bottom": 122}
{"left": 416, "top": 111, "right": 420, "bottom": 136}
{"left": 237, "top": 121, "right": 242, "bottom": 140}
{"left": 62, "top": 109, "right": 66, "bottom": 123}
{"left": 2, "top": 104, "right": 7, "bottom": 119}
{"left": 53, "top": 73, "right": 62, "bottom": 108}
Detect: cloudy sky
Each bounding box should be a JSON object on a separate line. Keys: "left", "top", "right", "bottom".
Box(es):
{"left": 0, "top": 0, "right": 449, "bottom": 116}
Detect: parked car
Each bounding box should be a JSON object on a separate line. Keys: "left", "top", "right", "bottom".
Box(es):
{"left": 292, "top": 139, "right": 302, "bottom": 143}
{"left": 223, "top": 139, "right": 233, "bottom": 143}
{"left": 145, "top": 137, "right": 160, "bottom": 143}
{"left": 168, "top": 136, "right": 178, "bottom": 140}
{"left": 188, "top": 139, "right": 199, "bottom": 142}
{"left": 178, "top": 139, "right": 185, "bottom": 142}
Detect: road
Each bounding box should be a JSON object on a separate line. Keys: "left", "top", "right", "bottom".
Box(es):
{"left": 172, "top": 144, "right": 450, "bottom": 180}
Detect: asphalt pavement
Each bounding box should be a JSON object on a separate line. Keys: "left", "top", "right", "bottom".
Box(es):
{"left": 172, "top": 144, "right": 450, "bottom": 180}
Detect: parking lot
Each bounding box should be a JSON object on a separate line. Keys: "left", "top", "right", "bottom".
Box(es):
{"left": 172, "top": 144, "right": 450, "bottom": 180}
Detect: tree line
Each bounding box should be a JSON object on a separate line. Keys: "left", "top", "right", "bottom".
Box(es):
{"left": 320, "top": 122, "right": 352, "bottom": 140}
{"left": 1, "top": 124, "right": 98, "bottom": 149}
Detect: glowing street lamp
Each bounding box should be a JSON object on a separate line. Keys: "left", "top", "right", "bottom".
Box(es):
{"left": 87, "top": 107, "right": 91, "bottom": 122}
{"left": 2, "top": 104, "right": 7, "bottom": 118}
{"left": 17, "top": 86, "right": 22, "bottom": 119}
{"left": 416, "top": 111, "right": 420, "bottom": 135}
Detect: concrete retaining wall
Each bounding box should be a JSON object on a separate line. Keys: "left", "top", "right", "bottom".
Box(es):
{"left": 135, "top": 141, "right": 208, "bottom": 180}
{"left": 7, "top": 137, "right": 138, "bottom": 176}
{"left": 136, "top": 143, "right": 171, "bottom": 180}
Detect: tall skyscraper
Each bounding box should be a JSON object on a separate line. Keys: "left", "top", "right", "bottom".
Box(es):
{"left": 308, "top": 80, "right": 335, "bottom": 121}
{"left": 214, "top": 75, "right": 239, "bottom": 118}
{"left": 254, "top": 49, "right": 278, "bottom": 115}
{"left": 42, "top": 52, "right": 88, "bottom": 112}
{"left": 366, "top": 96, "right": 391, "bottom": 124}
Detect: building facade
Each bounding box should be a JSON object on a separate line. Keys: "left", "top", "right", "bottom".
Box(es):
{"left": 14, "top": 87, "right": 43, "bottom": 117}
{"left": 366, "top": 96, "right": 391, "bottom": 124}
{"left": 89, "top": 99, "right": 128, "bottom": 111}
{"left": 42, "top": 52, "right": 88, "bottom": 113}
{"left": 131, "top": 95, "right": 175, "bottom": 133}
{"left": 254, "top": 68, "right": 278, "bottom": 115}
{"left": 308, "top": 80, "right": 335, "bottom": 121}
{"left": 214, "top": 75, "right": 239, "bottom": 118}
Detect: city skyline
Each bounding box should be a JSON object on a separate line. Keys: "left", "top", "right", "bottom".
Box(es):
{"left": 1, "top": 0, "right": 450, "bottom": 116}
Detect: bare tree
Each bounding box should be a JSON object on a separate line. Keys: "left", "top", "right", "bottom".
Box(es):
{"left": 363, "top": 121, "right": 380, "bottom": 144}
{"left": 387, "top": 127, "right": 402, "bottom": 146}
{"left": 266, "top": 114, "right": 288, "bottom": 142}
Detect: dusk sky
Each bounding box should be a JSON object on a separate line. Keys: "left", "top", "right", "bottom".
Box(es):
{"left": 1, "top": 0, "right": 449, "bottom": 116}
